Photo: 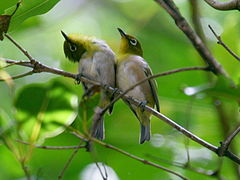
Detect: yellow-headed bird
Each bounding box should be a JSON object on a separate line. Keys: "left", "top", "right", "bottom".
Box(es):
{"left": 61, "top": 31, "right": 116, "bottom": 140}
{"left": 116, "top": 28, "right": 160, "bottom": 144}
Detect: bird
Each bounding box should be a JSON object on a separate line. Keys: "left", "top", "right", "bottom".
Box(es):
{"left": 116, "top": 28, "right": 160, "bottom": 144}
{"left": 61, "top": 31, "right": 116, "bottom": 140}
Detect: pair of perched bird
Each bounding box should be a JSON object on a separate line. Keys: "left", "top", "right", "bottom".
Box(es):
{"left": 61, "top": 28, "right": 160, "bottom": 144}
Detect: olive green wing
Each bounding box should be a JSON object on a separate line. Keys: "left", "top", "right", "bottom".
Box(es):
{"left": 143, "top": 66, "right": 160, "bottom": 112}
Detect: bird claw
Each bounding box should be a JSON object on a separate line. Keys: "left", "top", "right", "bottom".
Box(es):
{"left": 138, "top": 100, "right": 147, "bottom": 112}
{"left": 75, "top": 73, "right": 82, "bottom": 85}
{"left": 112, "top": 88, "right": 121, "bottom": 96}
{"left": 102, "top": 84, "right": 110, "bottom": 90}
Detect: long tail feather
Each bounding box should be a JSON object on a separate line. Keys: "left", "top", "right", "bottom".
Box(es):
{"left": 140, "top": 123, "right": 150, "bottom": 144}
{"left": 92, "top": 116, "right": 104, "bottom": 140}
{"left": 92, "top": 107, "right": 105, "bottom": 140}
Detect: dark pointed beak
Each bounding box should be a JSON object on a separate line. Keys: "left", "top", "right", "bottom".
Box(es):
{"left": 61, "top": 30, "right": 70, "bottom": 42}
{"left": 117, "top": 28, "right": 127, "bottom": 38}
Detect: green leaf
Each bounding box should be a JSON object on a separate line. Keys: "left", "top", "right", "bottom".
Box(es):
{"left": 14, "top": 79, "right": 78, "bottom": 142}
{"left": 5, "top": 0, "right": 60, "bottom": 31}
{"left": 0, "top": 0, "right": 19, "bottom": 14}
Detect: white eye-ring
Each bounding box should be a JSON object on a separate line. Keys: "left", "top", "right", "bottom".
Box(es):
{"left": 70, "top": 44, "right": 77, "bottom": 52}
{"left": 130, "top": 39, "right": 137, "bottom": 46}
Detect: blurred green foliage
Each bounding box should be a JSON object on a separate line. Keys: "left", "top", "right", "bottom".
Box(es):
{"left": 0, "top": 0, "right": 240, "bottom": 180}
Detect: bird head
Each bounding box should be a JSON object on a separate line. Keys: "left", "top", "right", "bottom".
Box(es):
{"left": 117, "top": 28, "right": 143, "bottom": 56}
{"left": 61, "top": 31, "right": 87, "bottom": 62}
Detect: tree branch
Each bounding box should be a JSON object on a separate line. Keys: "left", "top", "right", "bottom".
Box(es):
{"left": 0, "top": 58, "right": 77, "bottom": 79}
{"left": 203, "top": 0, "right": 240, "bottom": 11}
{"left": 5, "top": 34, "right": 36, "bottom": 62}
{"left": 146, "top": 154, "right": 221, "bottom": 177}
{"left": 16, "top": 139, "right": 86, "bottom": 150}
{"left": 0, "top": 70, "right": 34, "bottom": 81}
{"left": 1, "top": 57, "right": 240, "bottom": 164}
{"left": 218, "top": 125, "right": 240, "bottom": 156}
{"left": 1, "top": 34, "right": 240, "bottom": 166}
{"left": 58, "top": 141, "right": 84, "bottom": 180}
{"left": 154, "top": 0, "right": 227, "bottom": 76}
{"left": 208, "top": 25, "right": 240, "bottom": 62}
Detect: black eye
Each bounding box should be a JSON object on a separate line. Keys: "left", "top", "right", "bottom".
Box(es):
{"left": 70, "top": 44, "right": 77, "bottom": 52}
{"left": 130, "top": 39, "right": 137, "bottom": 46}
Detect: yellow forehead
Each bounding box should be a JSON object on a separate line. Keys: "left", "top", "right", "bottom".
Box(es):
{"left": 67, "top": 34, "right": 95, "bottom": 44}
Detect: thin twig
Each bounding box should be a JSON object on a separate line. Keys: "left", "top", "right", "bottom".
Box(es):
{"left": 58, "top": 140, "right": 84, "bottom": 180}
{"left": 72, "top": 132, "right": 189, "bottom": 180}
{"left": 1, "top": 58, "right": 77, "bottom": 79}
{"left": 0, "top": 70, "right": 34, "bottom": 81}
{"left": 102, "top": 162, "right": 108, "bottom": 180}
{"left": 95, "top": 162, "right": 107, "bottom": 180}
{"left": 154, "top": 0, "right": 227, "bottom": 76}
{"left": 218, "top": 126, "right": 240, "bottom": 156}
{"left": 146, "top": 154, "right": 218, "bottom": 177}
{"left": 5, "top": 34, "right": 36, "bottom": 63}
{"left": 208, "top": 25, "right": 240, "bottom": 62}
{"left": 16, "top": 139, "right": 86, "bottom": 150}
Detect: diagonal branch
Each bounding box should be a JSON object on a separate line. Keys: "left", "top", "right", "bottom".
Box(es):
{"left": 58, "top": 140, "right": 84, "bottom": 180}
{"left": 146, "top": 154, "right": 220, "bottom": 177}
{"left": 203, "top": 0, "right": 240, "bottom": 11}
{"left": 16, "top": 139, "right": 86, "bottom": 150}
{"left": 218, "top": 125, "right": 240, "bottom": 156}
{"left": 71, "top": 132, "right": 189, "bottom": 180}
{"left": 5, "top": 34, "right": 36, "bottom": 62}
{"left": 208, "top": 25, "right": 240, "bottom": 62}
{"left": 154, "top": 0, "right": 227, "bottom": 76}
{"left": 0, "top": 70, "right": 34, "bottom": 81}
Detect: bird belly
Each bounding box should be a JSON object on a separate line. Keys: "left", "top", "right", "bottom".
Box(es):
{"left": 117, "top": 65, "right": 145, "bottom": 101}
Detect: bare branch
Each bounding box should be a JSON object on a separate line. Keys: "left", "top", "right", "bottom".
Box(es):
{"left": 5, "top": 34, "right": 36, "bottom": 62}
{"left": 154, "top": 0, "right": 227, "bottom": 76}
{"left": 58, "top": 141, "right": 84, "bottom": 180}
{"left": 1, "top": 58, "right": 77, "bottom": 79}
{"left": 208, "top": 25, "right": 240, "bottom": 62}
{"left": 95, "top": 162, "right": 107, "bottom": 180}
{"left": 16, "top": 139, "right": 86, "bottom": 150}
{"left": 72, "top": 132, "right": 189, "bottom": 180}
{"left": 218, "top": 126, "right": 240, "bottom": 156}
{"left": 146, "top": 154, "right": 219, "bottom": 177}
{"left": 0, "top": 70, "right": 34, "bottom": 81}
{"left": 203, "top": 0, "right": 240, "bottom": 11}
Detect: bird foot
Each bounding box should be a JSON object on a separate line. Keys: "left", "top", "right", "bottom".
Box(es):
{"left": 138, "top": 100, "right": 147, "bottom": 112}
{"left": 75, "top": 73, "right": 82, "bottom": 85}
{"left": 112, "top": 88, "right": 121, "bottom": 96}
